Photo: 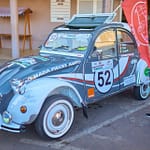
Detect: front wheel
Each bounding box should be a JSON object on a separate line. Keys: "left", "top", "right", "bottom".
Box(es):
{"left": 35, "top": 95, "right": 75, "bottom": 139}
{"left": 134, "top": 83, "right": 150, "bottom": 100}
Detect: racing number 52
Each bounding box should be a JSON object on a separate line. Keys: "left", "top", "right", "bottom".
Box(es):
{"left": 98, "top": 70, "right": 111, "bottom": 87}
{"left": 95, "top": 69, "right": 113, "bottom": 93}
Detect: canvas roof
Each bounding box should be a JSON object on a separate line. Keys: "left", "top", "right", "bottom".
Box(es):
{"left": 66, "top": 13, "right": 116, "bottom": 28}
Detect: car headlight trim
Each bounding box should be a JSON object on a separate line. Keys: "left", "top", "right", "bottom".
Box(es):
{"left": 10, "top": 79, "right": 26, "bottom": 95}
{"left": 2, "top": 111, "right": 12, "bottom": 124}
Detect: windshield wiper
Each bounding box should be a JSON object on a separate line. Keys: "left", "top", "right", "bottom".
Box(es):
{"left": 55, "top": 45, "right": 69, "bottom": 50}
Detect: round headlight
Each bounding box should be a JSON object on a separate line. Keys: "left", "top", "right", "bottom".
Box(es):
{"left": 2, "top": 111, "right": 12, "bottom": 124}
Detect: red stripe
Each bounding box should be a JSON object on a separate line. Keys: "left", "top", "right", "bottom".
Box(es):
{"left": 60, "top": 77, "right": 94, "bottom": 85}
{"left": 114, "top": 57, "right": 130, "bottom": 82}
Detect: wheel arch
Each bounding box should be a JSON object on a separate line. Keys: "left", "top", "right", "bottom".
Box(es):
{"left": 47, "top": 85, "right": 83, "bottom": 107}
{"left": 135, "top": 59, "right": 149, "bottom": 85}
{"left": 27, "top": 77, "right": 83, "bottom": 108}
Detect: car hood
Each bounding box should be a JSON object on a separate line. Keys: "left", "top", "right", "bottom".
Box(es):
{"left": 0, "top": 55, "right": 81, "bottom": 93}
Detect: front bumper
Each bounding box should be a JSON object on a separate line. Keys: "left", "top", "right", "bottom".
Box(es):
{"left": 0, "top": 114, "right": 24, "bottom": 133}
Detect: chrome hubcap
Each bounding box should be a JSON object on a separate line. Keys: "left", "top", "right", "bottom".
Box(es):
{"left": 52, "top": 111, "right": 65, "bottom": 126}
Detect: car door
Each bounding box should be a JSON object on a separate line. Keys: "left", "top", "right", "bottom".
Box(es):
{"left": 84, "top": 28, "right": 120, "bottom": 103}
{"left": 116, "top": 28, "right": 138, "bottom": 89}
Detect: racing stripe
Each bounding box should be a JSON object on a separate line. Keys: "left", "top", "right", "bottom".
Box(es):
{"left": 114, "top": 57, "right": 130, "bottom": 82}
{"left": 60, "top": 77, "right": 94, "bottom": 85}
{"left": 49, "top": 73, "right": 94, "bottom": 85}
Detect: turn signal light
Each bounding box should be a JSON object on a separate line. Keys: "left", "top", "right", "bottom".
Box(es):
{"left": 20, "top": 106, "right": 27, "bottom": 113}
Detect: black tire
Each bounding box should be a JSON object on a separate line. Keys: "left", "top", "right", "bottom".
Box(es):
{"left": 35, "top": 95, "right": 75, "bottom": 139}
{"left": 134, "top": 83, "right": 150, "bottom": 100}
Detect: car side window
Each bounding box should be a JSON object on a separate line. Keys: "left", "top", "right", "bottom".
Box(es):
{"left": 117, "top": 30, "right": 136, "bottom": 54}
{"left": 93, "top": 29, "right": 117, "bottom": 60}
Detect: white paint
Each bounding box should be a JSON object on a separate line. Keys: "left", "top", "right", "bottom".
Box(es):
{"left": 10, "top": 0, "right": 20, "bottom": 58}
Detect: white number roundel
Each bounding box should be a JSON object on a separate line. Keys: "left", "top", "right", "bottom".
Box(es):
{"left": 94, "top": 69, "right": 113, "bottom": 93}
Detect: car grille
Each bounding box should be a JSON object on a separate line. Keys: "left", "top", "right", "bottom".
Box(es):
{"left": 0, "top": 90, "right": 14, "bottom": 113}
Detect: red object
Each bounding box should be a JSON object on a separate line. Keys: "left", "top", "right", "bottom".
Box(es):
{"left": 122, "top": 0, "right": 150, "bottom": 66}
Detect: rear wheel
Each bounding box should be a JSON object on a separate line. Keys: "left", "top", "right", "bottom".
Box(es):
{"left": 35, "top": 95, "right": 74, "bottom": 139}
{"left": 134, "top": 83, "right": 150, "bottom": 100}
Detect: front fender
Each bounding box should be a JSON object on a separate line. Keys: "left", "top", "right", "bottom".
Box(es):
{"left": 7, "top": 77, "right": 83, "bottom": 125}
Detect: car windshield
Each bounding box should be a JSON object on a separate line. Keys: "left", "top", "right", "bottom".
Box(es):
{"left": 44, "top": 32, "right": 92, "bottom": 57}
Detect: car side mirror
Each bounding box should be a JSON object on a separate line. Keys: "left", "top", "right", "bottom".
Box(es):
{"left": 38, "top": 45, "right": 43, "bottom": 49}
{"left": 93, "top": 46, "right": 97, "bottom": 51}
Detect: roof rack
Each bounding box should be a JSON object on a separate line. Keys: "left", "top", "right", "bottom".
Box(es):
{"left": 66, "top": 13, "right": 116, "bottom": 28}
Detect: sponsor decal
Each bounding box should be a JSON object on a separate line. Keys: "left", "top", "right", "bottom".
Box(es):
{"left": 144, "top": 67, "right": 150, "bottom": 77}
{"left": 9, "top": 56, "right": 49, "bottom": 68}
{"left": 123, "top": 75, "right": 136, "bottom": 86}
{"left": 27, "top": 61, "right": 80, "bottom": 81}
{"left": 92, "top": 60, "right": 114, "bottom": 93}
{"left": 10, "top": 58, "right": 37, "bottom": 68}
{"left": 92, "top": 60, "right": 113, "bottom": 72}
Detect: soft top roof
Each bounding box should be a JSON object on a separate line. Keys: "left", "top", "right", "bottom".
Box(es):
{"left": 54, "top": 22, "right": 131, "bottom": 33}
{"left": 54, "top": 13, "right": 130, "bottom": 32}
{"left": 66, "top": 13, "right": 116, "bottom": 28}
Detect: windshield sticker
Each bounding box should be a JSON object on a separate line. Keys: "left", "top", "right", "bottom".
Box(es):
{"left": 45, "top": 33, "right": 58, "bottom": 47}
{"left": 49, "top": 33, "right": 58, "bottom": 41}
{"left": 77, "top": 46, "right": 87, "bottom": 51}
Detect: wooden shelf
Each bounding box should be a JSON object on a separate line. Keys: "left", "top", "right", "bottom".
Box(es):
{"left": 0, "top": 8, "right": 32, "bottom": 52}
{"left": 0, "top": 33, "right": 32, "bottom": 50}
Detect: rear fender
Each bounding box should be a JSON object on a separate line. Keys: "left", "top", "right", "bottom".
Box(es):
{"left": 135, "top": 59, "right": 150, "bottom": 85}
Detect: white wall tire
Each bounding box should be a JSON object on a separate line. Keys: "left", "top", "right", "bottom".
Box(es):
{"left": 134, "top": 83, "right": 150, "bottom": 100}
{"left": 35, "top": 95, "right": 74, "bottom": 139}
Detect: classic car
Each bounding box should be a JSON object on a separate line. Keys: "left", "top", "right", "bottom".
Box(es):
{"left": 0, "top": 14, "right": 149, "bottom": 139}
